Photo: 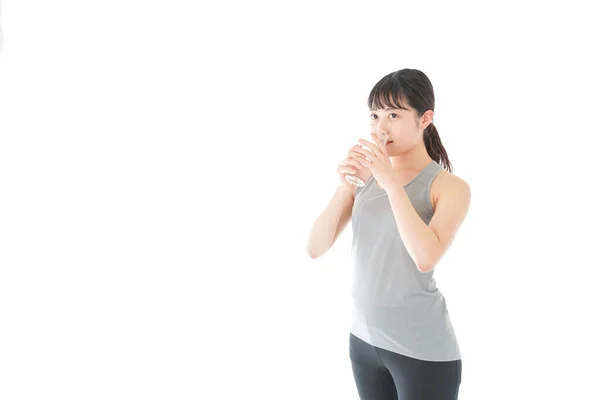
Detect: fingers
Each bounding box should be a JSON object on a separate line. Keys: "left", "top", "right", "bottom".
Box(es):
{"left": 338, "top": 158, "right": 365, "bottom": 174}
{"left": 338, "top": 166, "right": 358, "bottom": 175}
{"left": 351, "top": 152, "right": 371, "bottom": 164}
{"left": 347, "top": 144, "right": 361, "bottom": 156}
{"left": 359, "top": 138, "right": 384, "bottom": 157}
{"left": 338, "top": 144, "right": 368, "bottom": 177}
{"left": 349, "top": 150, "right": 366, "bottom": 159}
{"left": 342, "top": 152, "right": 366, "bottom": 167}
{"left": 338, "top": 159, "right": 359, "bottom": 170}
{"left": 346, "top": 159, "right": 364, "bottom": 169}
{"left": 339, "top": 158, "right": 362, "bottom": 171}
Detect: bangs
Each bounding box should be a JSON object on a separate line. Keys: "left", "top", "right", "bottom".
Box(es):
{"left": 368, "top": 77, "right": 410, "bottom": 111}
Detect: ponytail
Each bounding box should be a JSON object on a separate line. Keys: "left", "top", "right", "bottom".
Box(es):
{"left": 424, "top": 123, "right": 452, "bottom": 173}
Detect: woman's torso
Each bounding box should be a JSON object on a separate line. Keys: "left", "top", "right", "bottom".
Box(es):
{"left": 349, "top": 159, "right": 461, "bottom": 362}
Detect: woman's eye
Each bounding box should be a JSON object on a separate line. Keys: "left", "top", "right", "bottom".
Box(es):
{"left": 389, "top": 113, "right": 397, "bottom": 118}
{"left": 370, "top": 114, "right": 378, "bottom": 120}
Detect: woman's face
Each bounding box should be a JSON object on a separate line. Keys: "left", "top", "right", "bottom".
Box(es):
{"left": 369, "top": 105, "right": 429, "bottom": 155}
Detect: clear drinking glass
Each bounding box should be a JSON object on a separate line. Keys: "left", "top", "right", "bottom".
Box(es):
{"left": 344, "top": 127, "right": 389, "bottom": 187}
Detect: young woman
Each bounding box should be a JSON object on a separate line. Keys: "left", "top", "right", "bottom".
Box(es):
{"left": 307, "top": 68, "right": 471, "bottom": 399}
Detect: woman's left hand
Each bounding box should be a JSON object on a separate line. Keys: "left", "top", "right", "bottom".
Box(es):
{"left": 354, "top": 133, "right": 399, "bottom": 192}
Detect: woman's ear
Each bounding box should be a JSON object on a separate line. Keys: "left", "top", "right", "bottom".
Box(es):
{"left": 421, "top": 110, "right": 434, "bottom": 129}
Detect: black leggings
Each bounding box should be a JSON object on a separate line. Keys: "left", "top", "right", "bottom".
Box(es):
{"left": 349, "top": 333, "right": 462, "bottom": 400}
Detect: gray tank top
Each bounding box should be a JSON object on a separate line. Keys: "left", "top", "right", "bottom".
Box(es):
{"left": 349, "top": 160, "right": 461, "bottom": 362}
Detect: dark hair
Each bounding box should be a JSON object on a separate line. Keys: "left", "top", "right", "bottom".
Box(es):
{"left": 367, "top": 68, "right": 452, "bottom": 173}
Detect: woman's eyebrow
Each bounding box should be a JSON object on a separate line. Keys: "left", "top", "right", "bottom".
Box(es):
{"left": 370, "top": 107, "right": 402, "bottom": 112}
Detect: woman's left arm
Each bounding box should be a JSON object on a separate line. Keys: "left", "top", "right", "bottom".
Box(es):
{"left": 386, "top": 176, "right": 471, "bottom": 273}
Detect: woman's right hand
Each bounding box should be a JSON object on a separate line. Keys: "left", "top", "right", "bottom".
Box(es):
{"left": 337, "top": 144, "right": 370, "bottom": 191}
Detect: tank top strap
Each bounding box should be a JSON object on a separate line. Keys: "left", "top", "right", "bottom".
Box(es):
{"left": 416, "top": 160, "right": 443, "bottom": 188}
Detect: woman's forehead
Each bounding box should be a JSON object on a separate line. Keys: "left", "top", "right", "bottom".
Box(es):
{"left": 370, "top": 94, "right": 410, "bottom": 110}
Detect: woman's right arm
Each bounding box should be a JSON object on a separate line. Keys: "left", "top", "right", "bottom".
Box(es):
{"left": 306, "top": 185, "right": 356, "bottom": 259}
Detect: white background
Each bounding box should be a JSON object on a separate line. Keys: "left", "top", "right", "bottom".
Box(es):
{"left": 1, "top": 1, "right": 599, "bottom": 399}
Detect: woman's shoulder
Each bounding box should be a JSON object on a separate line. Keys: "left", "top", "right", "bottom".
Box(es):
{"left": 431, "top": 168, "right": 470, "bottom": 212}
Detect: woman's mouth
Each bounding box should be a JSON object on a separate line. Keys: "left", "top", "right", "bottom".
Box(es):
{"left": 386, "top": 141, "right": 394, "bottom": 145}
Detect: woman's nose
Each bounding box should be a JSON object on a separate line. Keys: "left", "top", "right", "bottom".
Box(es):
{"left": 374, "top": 124, "right": 389, "bottom": 134}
